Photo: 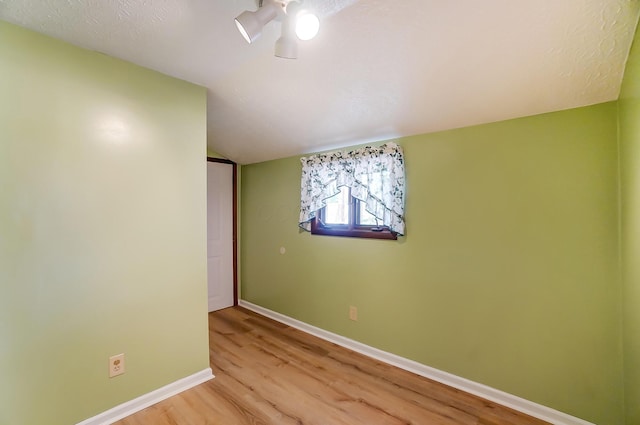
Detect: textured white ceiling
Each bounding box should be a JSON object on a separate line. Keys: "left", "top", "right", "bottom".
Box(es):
{"left": 1, "top": 0, "right": 639, "bottom": 164}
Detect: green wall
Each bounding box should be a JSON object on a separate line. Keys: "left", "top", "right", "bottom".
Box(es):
{"left": 620, "top": 20, "right": 640, "bottom": 425}
{"left": 207, "top": 148, "right": 228, "bottom": 159}
{"left": 0, "top": 22, "right": 209, "bottom": 424}
{"left": 241, "top": 103, "right": 623, "bottom": 424}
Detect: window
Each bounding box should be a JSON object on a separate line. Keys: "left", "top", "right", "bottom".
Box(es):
{"left": 311, "top": 186, "right": 397, "bottom": 239}
{"left": 299, "top": 142, "right": 405, "bottom": 240}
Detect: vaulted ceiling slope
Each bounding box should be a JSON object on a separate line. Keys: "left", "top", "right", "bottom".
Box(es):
{"left": 2, "top": 0, "right": 639, "bottom": 164}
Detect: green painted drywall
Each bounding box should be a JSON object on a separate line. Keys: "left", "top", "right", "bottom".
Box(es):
{"left": 620, "top": 19, "right": 640, "bottom": 425}
{"left": 241, "top": 103, "right": 622, "bottom": 424}
{"left": 0, "top": 22, "right": 209, "bottom": 424}
{"left": 207, "top": 148, "right": 227, "bottom": 159}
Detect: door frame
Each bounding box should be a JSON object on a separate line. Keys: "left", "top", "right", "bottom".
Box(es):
{"left": 207, "top": 157, "right": 238, "bottom": 306}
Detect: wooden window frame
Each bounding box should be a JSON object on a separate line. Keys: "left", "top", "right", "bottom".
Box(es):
{"left": 310, "top": 189, "right": 397, "bottom": 240}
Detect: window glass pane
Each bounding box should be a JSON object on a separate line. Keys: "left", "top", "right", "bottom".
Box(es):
{"left": 324, "top": 187, "right": 350, "bottom": 224}
{"left": 358, "top": 201, "right": 378, "bottom": 225}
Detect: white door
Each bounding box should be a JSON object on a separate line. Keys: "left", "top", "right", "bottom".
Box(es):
{"left": 207, "top": 161, "right": 234, "bottom": 312}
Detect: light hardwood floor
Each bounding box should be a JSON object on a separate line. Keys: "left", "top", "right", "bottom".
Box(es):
{"left": 116, "top": 306, "right": 550, "bottom": 425}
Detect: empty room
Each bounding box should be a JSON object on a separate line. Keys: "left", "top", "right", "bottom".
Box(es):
{"left": 1, "top": 1, "right": 640, "bottom": 424}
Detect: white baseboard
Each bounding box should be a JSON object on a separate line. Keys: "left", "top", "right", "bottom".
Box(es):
{"left": 239, "top": 300, "right": 594, "bottom": 425}
{"left": 76, "top": 368, "right": 214, "bottom": 425}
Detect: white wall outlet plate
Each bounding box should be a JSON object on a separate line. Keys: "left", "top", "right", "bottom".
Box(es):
{"left": 109, "top": 353, "right": 125, "bottom": 378}
{"left": 349, "top": 305, "right": 358, "bottom": 321}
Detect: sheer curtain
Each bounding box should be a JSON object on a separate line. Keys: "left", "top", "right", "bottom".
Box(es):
{"left": 299, "top": 142, "right": 406, "bottom": 235}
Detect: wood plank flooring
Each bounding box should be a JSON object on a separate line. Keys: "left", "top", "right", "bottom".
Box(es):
{"left": 116, "top": 306, "right": 550, "bottom": 425}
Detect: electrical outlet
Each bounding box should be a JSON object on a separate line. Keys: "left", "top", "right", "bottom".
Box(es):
{"left": 109, "top": 353, "right": 125, "bottom": 378}
{"left": 349, "top": 305, "right": 358, "bottom": 321}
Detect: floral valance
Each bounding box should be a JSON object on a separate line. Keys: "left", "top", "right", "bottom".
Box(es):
{"left": 299, "top": 142, "right": 406, "bottom": 235}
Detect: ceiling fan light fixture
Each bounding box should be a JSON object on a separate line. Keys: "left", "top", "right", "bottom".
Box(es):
{"left": 234, "top": 0, "right": 319, "bottom": 58}
{"left": 234, "top": 0, "right": 280, "bottom": 44}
